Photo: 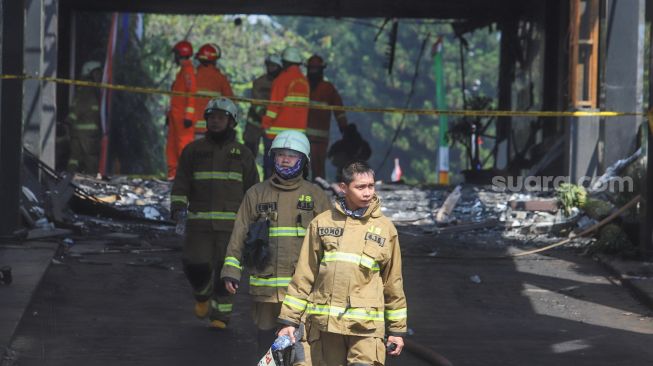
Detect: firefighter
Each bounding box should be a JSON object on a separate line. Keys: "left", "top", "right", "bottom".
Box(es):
{"left": 194, "top": 43, "right": 234, "bottom": 140}
{"left": 220, "top": 130, "right": 330, "bottom": 359}
{"left": 277, "top": 160, "right": 408, "bottom": 366}
{"left": 66, "top": 60, "right": 103, "bottom": 174}
{"left": 170, "top": 97, "right": 259, "bottom": 329}
{"left": 166, "top": 40, "right": 197, "bottom": 180}
{"left": 305, "top": 54, "right": 349, "bottom": 180}
{"left": 261, "top": 47, "right": 310, "bottom": 179}
{"left": 243, "top": 54, "right": 282, "bottom": 158}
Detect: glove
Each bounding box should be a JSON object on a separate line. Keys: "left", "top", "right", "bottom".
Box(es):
{"left": 183, "top": 119, "right": 193, "bottom": 128}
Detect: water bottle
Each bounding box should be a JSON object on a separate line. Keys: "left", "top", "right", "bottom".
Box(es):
{"left": 175, "top": 209, "right": 187, "bottom": 236}
{"left": 271, "top": 335, "right": 292, "bottom": 351}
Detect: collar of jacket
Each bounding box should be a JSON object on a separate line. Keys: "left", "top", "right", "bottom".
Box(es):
{"left": 334, "top": 194, "right": 383, "bottom": 219}
{"left": 269, "top": 173, "right": 303, "bottom": 191}
{"left": 180, "top": 59, "right": 193, "bottom": 68}
{"left": 206, "top": 128, "right": 235, "bottom": 146}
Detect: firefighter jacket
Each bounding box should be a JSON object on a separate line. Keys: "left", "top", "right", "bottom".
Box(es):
{"left": 195, "top": 64, "right": 234, "bottom": 133}
{"left": 67, "top": 86, "right": 101, "bottom": 136}
{"left": 169, "top": 59, "right": 197, "bottom": 122}
{"left": 220, "top": 174, "right": 331, "bottom": 303}
{"left": 307, "top": 80, "right": 348, "bottom": 142}
{"left": 246, "top": 74, "right": 274, "bottom": 130}
{"left": 261, "top": 65, "right": 309, "bottom": 139}
{"left": 170, "top": 131, "right": 259, "bottom": 232}
{"left": 277, "top": 195, "right": 408, "bottom": 338}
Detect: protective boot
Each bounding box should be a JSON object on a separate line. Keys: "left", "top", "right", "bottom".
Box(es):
{"left": 194, "top": 300, "right": 210, "bottom": 319}
{"left": 209, "top": 319, "right": 228, "bottom": 329}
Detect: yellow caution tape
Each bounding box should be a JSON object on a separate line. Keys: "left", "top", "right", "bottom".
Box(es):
{"left": 2, "top": 74, "right": 648, "bottom": 119}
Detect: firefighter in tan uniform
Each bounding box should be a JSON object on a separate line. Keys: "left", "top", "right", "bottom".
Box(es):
{"left": 243, "top": 54, "right": 282, "bottom": 157}
{"left": 171, "top": 97, "right": 259, "bottom": 329}
{"left": 220, "top": 130, "right": 330, "bottom": 359}
{"left": 277, "top": 160, "right": 408, "bottom": 366}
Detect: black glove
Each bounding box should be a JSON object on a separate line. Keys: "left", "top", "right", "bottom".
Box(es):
{"left": 183, "top": 119, "right": 193, "bottom": 128}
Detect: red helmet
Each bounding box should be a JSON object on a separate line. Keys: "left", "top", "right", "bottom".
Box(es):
{"left": 172, "top": 41, "right": 193, "bottom": 58}
{"left": 196, "top": 43, "right": 221, "bottom": 61}
{"left": 307, "top": 54, "right": 326, "bottom": 68}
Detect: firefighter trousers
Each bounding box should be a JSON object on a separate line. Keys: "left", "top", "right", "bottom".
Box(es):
{"left": 182, "top": 230, "right": 232, "bottom": 323}
{"left": 68, "top": 132, "right": 100, "bottom": 174}
{"left": 309, "top": 139, "right": 329, "bottom": 180}
{"left": 166, "top": 115, "right": 195, "bottom": 179}
{"left": 253, "top": 302, "right": 311, "bottom": 366}
{"left": 307, "top": 321, "right": 386, "bottom": 366}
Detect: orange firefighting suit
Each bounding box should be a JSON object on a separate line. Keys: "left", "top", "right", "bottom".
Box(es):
{"left": 307, "top": 80, "right": 348, "bottom": 179}
{"left": 166, "top": 58, "right": 197, "bottom": 179}
{"left": 261, "top": 65, "right": 310, "bottom": 139}
{"left": 194, "top": 64, "right": 234, "bottom": 139}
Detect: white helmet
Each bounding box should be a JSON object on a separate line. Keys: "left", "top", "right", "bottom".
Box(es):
{"left": 281, "top": 47, "right": 302, "bottom": 64}
{"left": 204, "top": 97, "right": 238, "bottom": 124}
{"left": 81, "top": 61, "right": 102, "bottom": 77}
{"left": 265, "top": 54, "right": 282, "bottom": 67}
{"left": 270, "top": 130, "right": 310, "bottom": 161}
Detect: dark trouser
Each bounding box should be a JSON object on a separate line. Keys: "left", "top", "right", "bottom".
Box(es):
{"left": 309, "top": 138, "right": 329, "bottom": 180}
{"left": 182, "top": 230, "right": 232, "bottom": 323}
{"left": 263, "top": 136, "right": 274, "bottom": 179}
{"left": 68, "top": 132, "right": 100, "bottom": 174}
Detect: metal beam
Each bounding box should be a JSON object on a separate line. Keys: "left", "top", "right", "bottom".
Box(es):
{"left": 644, "top": 1, "right": 653, "bottom": 258}
{"left": 0, "top": 0, "right": 25, "bottom": 235}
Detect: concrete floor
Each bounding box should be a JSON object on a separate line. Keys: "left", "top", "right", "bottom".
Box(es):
{"left": 3, "top": 233, "right": 653, "bottom": 366}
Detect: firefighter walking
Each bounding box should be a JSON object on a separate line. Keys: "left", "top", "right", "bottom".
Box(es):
{"left": 277, "top": 160, "right": 408, "bottom": 366}
{"left": 170, "top": 97, "right": 259, "bottom": 329}
{"left": 243, "top": 54, "right": 282, "bottom": 158}
{"left": 66, "top": 60, "right": 103, "bottom": 174}
{"left": 194, "top": 43, "right": 234, "bottom": 140}
{"left": 220, "top": 131, "right": 330, "bottom": 361}
{"left": 306, "top": 54, "right": 348, "bottom": 180}
{"left": 261, "top": 47, "right": 310, "bottom": 179}
{"left": 166, "top": 40, "right": 198, "bottom": 180}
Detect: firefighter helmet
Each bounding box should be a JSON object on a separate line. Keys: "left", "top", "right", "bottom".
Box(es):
{"left": 172, "top": 40, "right": 193, "bottom": 58}
{"left": 196, "top": 43, "right": 221, "bottom": 61}
{"left": 270, "top": 130, "right": 311, "bottom": 161}
{"left": 81, "top": 61, "right": 102, "bottom": 77}
{"left": 265, "top": 54, "right": 282, "bottom": 67}
{"left": 204, "top": 97, "right": 238, "bottom": 123}
{"left": 281, "top": 47, "right": 302, "bottom": 64}
{"left": 307, "top": 54, "right": 326, "bottom": 68}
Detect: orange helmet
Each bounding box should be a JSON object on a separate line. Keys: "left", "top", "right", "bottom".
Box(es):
{"left": 307, "top": 54, "right": 326, "bottom": 68}
{"left": 172, "top": 41, "right": 193, "bottom": 58}
{"left": 196, "top": 43, "right": 221, "bottom": 61}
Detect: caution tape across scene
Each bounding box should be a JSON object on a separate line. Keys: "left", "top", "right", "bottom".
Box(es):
{"left": 1, "top": 74, "right": 648, "bottom": 119}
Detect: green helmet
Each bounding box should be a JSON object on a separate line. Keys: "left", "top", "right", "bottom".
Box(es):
{"left": 281, "top": 47, "right": 302, "bottom": 64}
{"left": 204, "top": 97, "right": 238, "bottom": 123}
{"left": 270, "top": 130, "right": 311, "bottom": 161}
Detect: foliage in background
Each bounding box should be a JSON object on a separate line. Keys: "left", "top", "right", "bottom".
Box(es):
{"left": 77, "top": 14, "right": 501, "bottom": 180}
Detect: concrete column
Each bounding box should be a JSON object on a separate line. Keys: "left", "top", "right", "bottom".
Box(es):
{"left": 23, "top": 0, "right": 57, "bottom": 169}
{"left": 0, "top": 0, "right": 25, "bottom": 235}
{"left": 601, "top": 0, "right": 645, "bottom": 169}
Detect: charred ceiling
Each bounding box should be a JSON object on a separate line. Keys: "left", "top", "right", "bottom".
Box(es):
{"left": 60, "top": 0, "right": 527, "bottom": 21}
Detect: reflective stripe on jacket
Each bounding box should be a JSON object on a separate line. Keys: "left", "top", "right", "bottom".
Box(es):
{"left": 220, "top": 174, "right": 331, "bottom": 303}
{"left": 67, "top": 87, "right": 101, "bottom": 135}
{"left": 195, "top": 64, "right": 234, "bottom": 133}
{"left": 170, "top": 134, "right": 259, "bottom": 232}
{"left": 307, "top": 80, "right": 348, "bottom": 141}
{"left": 261, "top": 65, "right": 309, "bottom": 139}
{"left": 170, "top": 59, "right": 197, "bottom": 121}
{"left": 278, "top": 195, "right": 408, "bottom": 338}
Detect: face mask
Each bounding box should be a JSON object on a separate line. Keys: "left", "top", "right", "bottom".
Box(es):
{"left": 274, "top": 156, "right": 304, "bottom": 179}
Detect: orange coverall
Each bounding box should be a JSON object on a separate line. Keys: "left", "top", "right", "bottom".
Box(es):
{"left": 194, "top": 64, "right": 234, "bottom": 138}
{"left": 166, "top": 58, "right": 197, "bottom": 180}
{"left": 307, "top": 80, "right": 348, "bottom": 179}
{"left": 261, "top": 65, "right": 310, "bottom": 139}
